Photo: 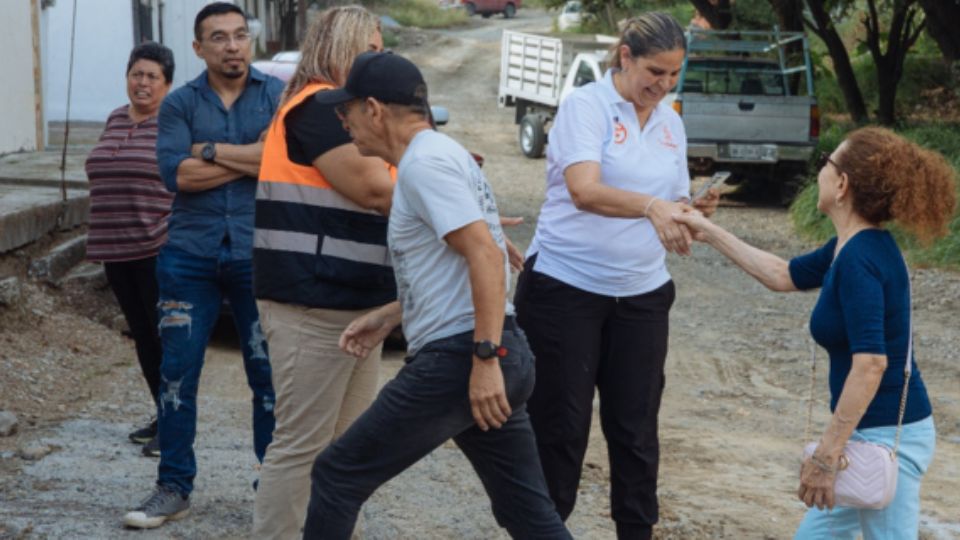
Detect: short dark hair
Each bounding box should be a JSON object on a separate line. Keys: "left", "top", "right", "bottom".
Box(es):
{"left": 194, "top": 2, "right": 246, "bottom": 41}
{"left": 127, "top": 42, "right": 175, "bottom": 83}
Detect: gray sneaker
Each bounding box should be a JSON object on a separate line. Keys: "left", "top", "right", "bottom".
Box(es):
{"left": 123, "top": 485, "right": 189, "bottom": 529}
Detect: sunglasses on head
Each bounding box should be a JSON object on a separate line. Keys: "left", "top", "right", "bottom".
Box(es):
{"left": 816, "top": 151, "right": 843, "bottom": 174}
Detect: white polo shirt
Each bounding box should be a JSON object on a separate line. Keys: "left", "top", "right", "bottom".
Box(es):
{"left": 528, "top": 69, "right": 690, "bottom": 297}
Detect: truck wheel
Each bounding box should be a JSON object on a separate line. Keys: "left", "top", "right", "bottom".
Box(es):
{"left": 504, "top": 3, "right": 516, "bottom": 18}
{"left": 465, "top": 2, "right": 476, "bottom": 16}
{"left": 519, "top": 115, "right": 546, "bottom": 158}
{"left": 779, "top": 173, "right": 808, "bottom": 206}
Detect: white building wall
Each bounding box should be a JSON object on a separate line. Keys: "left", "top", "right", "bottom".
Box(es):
{"left": 161, "top": 0, "right": 230, "bottom": 90}
{"left": 42, "top": 0, "right": 135, "bottom": 122}
{"left": 0, "top": 1, "right": 40, "bottom": 153}
{"left": 41, "top": 0, "right": 239, "bottom": 123}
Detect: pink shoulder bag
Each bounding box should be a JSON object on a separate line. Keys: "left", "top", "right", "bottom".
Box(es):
{"left": 801, "top": 269, "right": 913, "bottom": 510}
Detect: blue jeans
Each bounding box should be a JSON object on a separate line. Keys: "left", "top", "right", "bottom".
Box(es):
{"left": 155, "top": 244, "right": 275, "bottom": 496}
{"left": 302, "top": 321, "right": 570, "bottom": 539}
{"left": 795, "top": 415, "right": 936, "bottom": 539}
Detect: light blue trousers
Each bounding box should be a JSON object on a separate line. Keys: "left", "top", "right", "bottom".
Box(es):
{"left": 794, "top": 415, "right": 936, "bottom": 540}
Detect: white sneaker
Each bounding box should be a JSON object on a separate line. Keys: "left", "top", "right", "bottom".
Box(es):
{"left": 123, "top": 484, "right": 190, "bottom": 529}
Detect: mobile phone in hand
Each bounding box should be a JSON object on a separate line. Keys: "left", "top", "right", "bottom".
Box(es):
{"left": 692, "top": 171, "right": 732, "bottom": 201}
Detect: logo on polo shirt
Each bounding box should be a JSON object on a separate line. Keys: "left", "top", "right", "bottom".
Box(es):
{"left": 613, "top": 116, "right": 627, "bottom": 144}
{"left": 659, "top": 125, "right": 677, "bottom": 149}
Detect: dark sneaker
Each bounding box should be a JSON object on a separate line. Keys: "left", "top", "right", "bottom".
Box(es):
{"left": 128, "top": 419, "right": 158, "bottom": 445}
{"left": 141, "top": 437, "right": 160, "bottom": 458}
{"left": 123, "top": 485, "right": 189, "bottom": 529}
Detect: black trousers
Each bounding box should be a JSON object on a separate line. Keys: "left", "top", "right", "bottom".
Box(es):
{"left": 104, "top": 256, "right": 163, "bottom": 405}
{"left": 514, "top": 255, "right": 675, "bottom": 540}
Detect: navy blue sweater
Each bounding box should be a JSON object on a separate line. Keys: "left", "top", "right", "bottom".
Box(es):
{"left": 789, "top": 229, "right": 931, "bottom": 429}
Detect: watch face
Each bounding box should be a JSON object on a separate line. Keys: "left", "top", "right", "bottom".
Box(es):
{"left": 202, "top": 143, "right": 215, "bottom": 162}
{"left": 474, "top": 341, "right": 496, "bottom": 359}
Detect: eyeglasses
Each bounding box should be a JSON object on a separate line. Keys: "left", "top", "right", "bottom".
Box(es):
{"left": 816, "top": 151, "right": 843, "bottom": 174}
{"left": 128, "top": 71, "right": 163, "bottom": 83}
{"left": 206, "top": 31, "right": 251, "bottom": 47}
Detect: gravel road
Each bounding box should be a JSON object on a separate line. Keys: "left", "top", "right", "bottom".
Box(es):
{"left": 1, "top": 8, "right": 958, "bottom": 540}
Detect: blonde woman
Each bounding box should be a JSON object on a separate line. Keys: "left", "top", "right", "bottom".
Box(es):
{"left": 251, "top": 6, "right": 394, "bottom": 538}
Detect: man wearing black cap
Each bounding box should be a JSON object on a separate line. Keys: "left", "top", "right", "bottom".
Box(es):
{"left": 301, "top": 51, "right": 570, "bottom": 539}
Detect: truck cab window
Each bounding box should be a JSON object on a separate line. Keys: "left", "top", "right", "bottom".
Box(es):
{"left": 573, "top": 62, "right": 596, "bottom": 88}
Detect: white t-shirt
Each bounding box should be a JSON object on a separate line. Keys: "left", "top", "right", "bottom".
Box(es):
{"left": 528, "top": 69, "right": 691, "bottom": 297}
{"left": 390, "top": 129, "right": 514, "bottom": 354}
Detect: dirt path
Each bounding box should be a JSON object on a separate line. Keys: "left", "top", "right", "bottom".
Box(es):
{"left": 2, "top": 9, "right": 959, "bottom": 539}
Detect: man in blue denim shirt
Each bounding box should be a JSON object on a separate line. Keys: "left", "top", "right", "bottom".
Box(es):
{"left": 123, "top": 2, "right": 282, "bottom": 529}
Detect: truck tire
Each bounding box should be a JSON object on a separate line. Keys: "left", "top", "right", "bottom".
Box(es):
{"left": 779, "top": 173, "right": 808, "bottom": 206}
{"left": 504, "top": 3, "right": 516, "bottom": 18}
{"left": 465, "top": 2, "right": 476, "bottom": 16}
{"left": 519, "top": 114, "right": 546, "bottom": 158}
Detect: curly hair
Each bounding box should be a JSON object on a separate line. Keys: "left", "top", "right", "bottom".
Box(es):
{"left": 836, "top": 126, "right": 957, "bottom": 244}
{"left": 280, "top": 5, "right": 380, "bottom": 106}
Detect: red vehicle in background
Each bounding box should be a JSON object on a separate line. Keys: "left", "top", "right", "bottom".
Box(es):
{"left": 462, "top": 0, "right": 520, "bottom": 18}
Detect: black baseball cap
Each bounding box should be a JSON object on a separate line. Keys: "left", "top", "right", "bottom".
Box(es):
{"left": 315, "top": 51, "right": 428, "bottom": 107}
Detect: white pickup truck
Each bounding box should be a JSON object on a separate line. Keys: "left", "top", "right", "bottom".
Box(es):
{"left": 674, "top": 28, "right": 819, "bottom": 203}
{"left": 497, "top": 30, "right": 612, "bottom": 158}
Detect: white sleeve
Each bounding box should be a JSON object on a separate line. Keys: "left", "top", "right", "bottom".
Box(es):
{"left": 551, "top": 90, "right": 608, "bottom": 173}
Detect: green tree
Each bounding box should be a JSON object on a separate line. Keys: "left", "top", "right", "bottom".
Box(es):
{"left": 804, "top": 0, "right": 925, "bottom": 125}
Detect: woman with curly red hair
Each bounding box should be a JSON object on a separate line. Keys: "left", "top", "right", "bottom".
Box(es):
{"left": 675, "top": 126, "right": 956, "bottom": 539}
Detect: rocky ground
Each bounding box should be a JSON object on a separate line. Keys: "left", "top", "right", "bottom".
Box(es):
{"left": 2, "top": 9, "right": 959, "bottom": 540}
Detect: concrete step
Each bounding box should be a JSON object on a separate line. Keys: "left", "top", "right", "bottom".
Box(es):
{"left": 61, "top": 261, "right": 107, "bottom": 290}
{"left": 0, "top": 185, "right": 88, "bottom": 253}
{"left": 28, "top": 234, "right": 88, "bottom": 284}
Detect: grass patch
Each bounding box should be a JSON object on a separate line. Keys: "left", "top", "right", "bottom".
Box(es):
{"left": 373, "top": 0, "right": 468, "bottom": 29}
{"left": 790, "top": 121, "right": 960, "bottom": 269}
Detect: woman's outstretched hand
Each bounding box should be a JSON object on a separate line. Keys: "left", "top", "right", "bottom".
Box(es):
{"left": 672, "top": 209, "right": 713, "bottom": 243}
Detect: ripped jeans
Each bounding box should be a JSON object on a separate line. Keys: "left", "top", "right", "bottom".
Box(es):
{"left": 155, "top": 244, "right": 275, "bottom": 496}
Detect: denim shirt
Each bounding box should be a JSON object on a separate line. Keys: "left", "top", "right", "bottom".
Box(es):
{"left": 156, "top": 67, "right": 283, "bottom": 260}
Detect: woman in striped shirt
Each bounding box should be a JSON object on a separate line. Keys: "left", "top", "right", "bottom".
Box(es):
{"left": 85, "top": 42, "right": 175, "bottom": 457}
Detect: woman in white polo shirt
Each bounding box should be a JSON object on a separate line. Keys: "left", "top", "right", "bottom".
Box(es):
{"left": 514, "top": 12, "right": 717, "bottom": 539}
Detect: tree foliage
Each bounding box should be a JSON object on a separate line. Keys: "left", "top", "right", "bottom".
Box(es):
{"left": 919, "top": 0, "right": 960, "bottom": 62}
{"left": 803, "top": 0, "right": 925, "bottom": 125}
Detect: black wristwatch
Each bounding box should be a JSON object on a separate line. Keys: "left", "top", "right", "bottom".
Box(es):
{"left": 201, "top": 142, "right": 217, "bottom": 163}
{"left": 473, "top": 340, "right": 507, "bottom": 360}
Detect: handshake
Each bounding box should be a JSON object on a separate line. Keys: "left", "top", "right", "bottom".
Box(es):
{"left": 648, "top": 172, "right": 730, "bottom": 255}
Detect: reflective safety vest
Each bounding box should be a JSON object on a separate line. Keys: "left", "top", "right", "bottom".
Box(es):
{"left": 253, "top": 82, "right": 397, "bottom": 309}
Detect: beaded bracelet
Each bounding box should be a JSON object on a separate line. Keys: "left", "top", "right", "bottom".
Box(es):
{"left": 809, "top": 454, "right": 837, "bottom": 474}
{"left": 643, "top": 197, "right": 658, "bottom": 217}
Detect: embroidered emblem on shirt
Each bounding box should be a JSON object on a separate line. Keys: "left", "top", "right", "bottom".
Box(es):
{"left": 659, "top": 125, "right": 678, "bottom": 149}
{"left": 613, "top": 116, "right": 628, "bottom": 144}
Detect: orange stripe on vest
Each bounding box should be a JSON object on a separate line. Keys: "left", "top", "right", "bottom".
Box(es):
{"left": 259, "top": 82, "right": 396, "bottom": 188}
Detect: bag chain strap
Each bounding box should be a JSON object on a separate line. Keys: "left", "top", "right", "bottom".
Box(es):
{"left": 804, "top": 260, "right": 913, "bottom": 458}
